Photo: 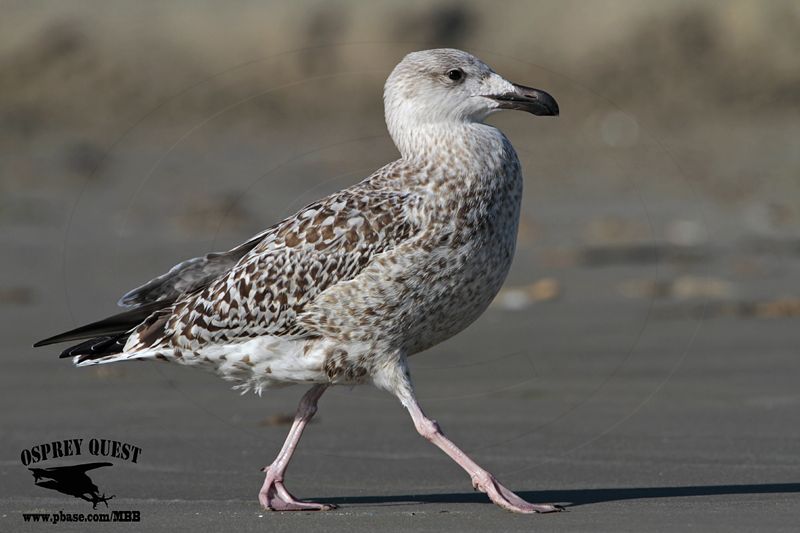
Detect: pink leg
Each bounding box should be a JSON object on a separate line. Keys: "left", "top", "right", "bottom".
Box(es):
{"left": 259, "top": 384, "right": 335, "bottom": 511}
{"left": 384, "top": 360, "right": 562, "bottom": 514}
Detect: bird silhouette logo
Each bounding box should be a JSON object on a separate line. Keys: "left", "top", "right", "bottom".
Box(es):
{"left": 29, "top": 462, "right": 115, "bottom": 509}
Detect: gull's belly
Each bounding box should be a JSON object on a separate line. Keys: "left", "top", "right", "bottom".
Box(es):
{"left": 402, "top": 229, "right": 517, "bottom": 354}
{"left": 298, "top": 219, "right": 518, "bottom": 358}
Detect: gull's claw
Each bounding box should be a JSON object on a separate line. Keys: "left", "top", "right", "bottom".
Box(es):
{"left": 472, "top": 472, "right": 563, "bottom": 514}
{"left": 259, "top": 465, "right": 336, "bottom": 512}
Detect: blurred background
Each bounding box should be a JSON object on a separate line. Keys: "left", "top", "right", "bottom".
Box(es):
{"left": 1, "top": 1, "right": 798, "bottom": 529}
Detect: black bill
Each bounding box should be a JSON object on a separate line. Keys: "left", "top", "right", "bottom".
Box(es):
{"left": 489, "top": 84, "right": 559, "bottom": 116}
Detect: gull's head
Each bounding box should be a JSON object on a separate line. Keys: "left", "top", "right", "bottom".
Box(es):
{"left": 384, "top": 48, "right": 558, "bottom": 146}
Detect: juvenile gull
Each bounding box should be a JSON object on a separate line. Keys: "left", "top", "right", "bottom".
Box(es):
{"left": 35, "top": 48, "right": 560, "bottom": 514}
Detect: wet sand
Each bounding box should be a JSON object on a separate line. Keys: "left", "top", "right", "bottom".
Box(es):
{"left": 2, "top": 196, "right": 798, "bottom": 531}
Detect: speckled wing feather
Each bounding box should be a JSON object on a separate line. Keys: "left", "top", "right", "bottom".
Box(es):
{"left": 126, "top": 181, "right": 420, "bottom": 352}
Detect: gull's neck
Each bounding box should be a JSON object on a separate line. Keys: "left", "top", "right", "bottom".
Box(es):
{"left": 390, "top": 121, "right": 513, "bottom": 174}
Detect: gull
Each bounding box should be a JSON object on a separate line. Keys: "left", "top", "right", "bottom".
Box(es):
{"left": 35, "top": 48, "right": 560, "bottom": 514}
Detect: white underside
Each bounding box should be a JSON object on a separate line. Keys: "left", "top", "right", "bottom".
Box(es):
{"left": 75, "top": 335, "right": 354, "bottom": 395}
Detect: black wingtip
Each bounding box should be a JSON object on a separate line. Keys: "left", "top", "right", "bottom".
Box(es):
{"left": 33, "top": 336, "right": 62, "bottom": 348}
{"left": 34, "top": 328, "right": 91, "bottom": 348}
{"left": 34, "top": 331, "right": 86, "bottom": 348}
{"left": 32, "top": 301, "right": 167, "bottom": 350}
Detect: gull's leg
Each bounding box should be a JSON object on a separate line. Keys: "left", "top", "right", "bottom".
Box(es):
{"left": 259, "top": 384, "right": 335, "bottom": 511}
{"left": 379, "top": 357, "right": 562, "bottom": 514}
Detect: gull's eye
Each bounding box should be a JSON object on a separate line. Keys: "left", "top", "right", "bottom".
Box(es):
{"left": 446, "top": 69, "right": 464, "bottom": 82}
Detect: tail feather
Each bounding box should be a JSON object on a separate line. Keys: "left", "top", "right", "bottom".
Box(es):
{"left": 59, "top": 334, "right": 130, "bottom": 363}
{"left": 34, "top": 301, "right": 173, "bottom": 365}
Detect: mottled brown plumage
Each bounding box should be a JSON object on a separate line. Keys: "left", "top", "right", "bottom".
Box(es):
{"left": 36, "top": 48, "right": 561, "bottom": 514}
